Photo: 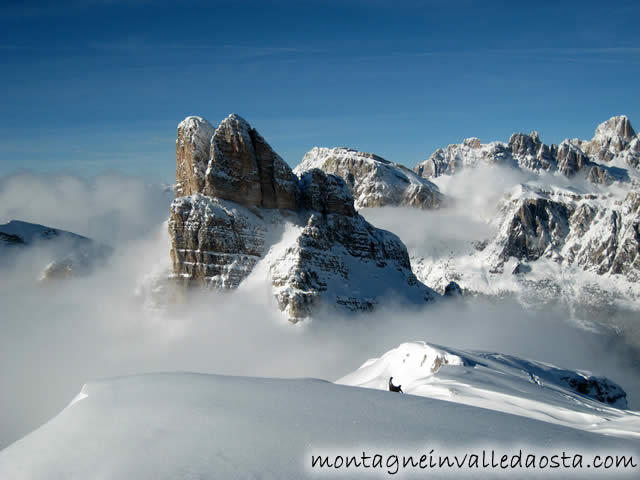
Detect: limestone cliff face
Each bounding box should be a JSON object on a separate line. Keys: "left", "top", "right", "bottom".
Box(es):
{"left": 570, "top": 190, "right": 640, "bottom": 280}
{"left": 295, "top": 147, "right": 444, "bottom": 210}
{"left": 175, "top": 117, "right": 214, "bottom": 197}
{"left": 169, "top": 114, "right": 437, "bottom": 321}
{"left": 203, "top": 114, "right": 299, "bottom": 209}
{"left": 298, "top": 168, "right": 357, "bottom": 216}
{"left": 486, "top": 186, "right": 640, "bottom": 282}
{"left": 500, "top": 198, "right": 571, "bottom": 264}
{"left": 584, "top": 115, "right": 637, "bottom": 162}
{"left": 508, "top": 131, "right": 551, "bottom": 172}
{"left": 169, "top": 194, "right": 267, "bottom": 289}
{"left": 270, "top": 169, "right": 430, "bottom": 319}
{"left": 411, "top": 183, "right": 640, "bottom": 318}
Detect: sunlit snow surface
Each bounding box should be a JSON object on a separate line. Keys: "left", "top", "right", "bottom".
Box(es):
{"left": 0, "top": 370, "right": 638, "bottom": 479}
{"left": 338, "top": 342, "right": 640, "bottom": 440}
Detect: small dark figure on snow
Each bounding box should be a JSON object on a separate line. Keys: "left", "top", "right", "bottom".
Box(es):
{"left": 389, "top": 377, "right": 403, "bottom": 393}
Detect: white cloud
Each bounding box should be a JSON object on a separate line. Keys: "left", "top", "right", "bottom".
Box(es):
{"left": 0, "top": 172, "right": 173, "bottom": 244}
{"left": 0, "top": 170, "right": 638, "bottom": 451}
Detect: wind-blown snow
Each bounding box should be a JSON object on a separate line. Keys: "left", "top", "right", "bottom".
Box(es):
{"left": 0, "top": 373, "right": 636, "bottom": 479}
{"left": 338, "top": 342, "right": 640, "bottom": 439}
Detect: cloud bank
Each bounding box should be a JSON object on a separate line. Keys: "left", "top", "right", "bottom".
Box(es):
{"left": 0, "top": 170, "right": 638, "bottom": 450}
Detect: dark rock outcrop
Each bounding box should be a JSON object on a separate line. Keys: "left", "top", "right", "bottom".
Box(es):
{"left": 501, "top": 198, "right": 571, "bottom": 263}
{"left": 443, "top": 281, "right": 463, "bottom": 297}
{"left": 298, "top": 168, "right": 356, "bottom": 216}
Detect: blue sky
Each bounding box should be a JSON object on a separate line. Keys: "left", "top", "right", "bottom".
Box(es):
{"left": 1, "top": 0, "right": 639, "bottom": 183}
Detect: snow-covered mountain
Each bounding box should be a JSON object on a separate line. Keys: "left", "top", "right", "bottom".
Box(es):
{"left": 339, "top": 342, "right": 639, "bottom": 439}
{"left": 167, "top": 114, "right": 640, "bottom": 321}
{"left": 0, "top": 220, "right": 89, "bottom": 248}
{"left": 2, "top": 115, "right": 640, "bottom": 479}
{"left": 0, "top": 370, "right": 637, "bottom": 479}
{"left": 0, "top": 219, "right": 111, "bottom": 279}
{"left": 407, "top": 180, "right": 640, "bottom": 316}
{"left": 414, "top": 115, "right": 639, "bottom": 183}
{"left": 484, "top": 183, "right": 639, "bottom": 283}
{"left": 320, "top": 116, "right": 640, "bottom": 319}
{"left": 170, "top": 114, "right": 437, "bottom": 321}
{"left": 295, "top": 147, "right": 444, "bottom": 209}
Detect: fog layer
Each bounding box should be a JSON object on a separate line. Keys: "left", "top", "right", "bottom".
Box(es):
{"left": 0, "top": 171, "right": 638, "bottom": 449}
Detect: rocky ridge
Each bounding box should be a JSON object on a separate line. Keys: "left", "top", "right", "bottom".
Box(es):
{"left": 410, "top": 181, "right": 640, "bottom": 321}
{"left": 415, "top": 115, "right": 639, "bottom": 184}
{"left": 349, "top": 117, "right": 637, "bottom": 318}
{"left": 491, "top": 186, "right": 640, "bottom": 281}
{"left": 340, "top": 116, "right": 640, "bottom": 322}
{"left": 170, "top": 113, "right": 640, "bottom": 322}
{"left": 295, "top": 147, "right": 444, "bottom": 209}
{"left": 169, "top": 114, "right": 437, "bottom": 321}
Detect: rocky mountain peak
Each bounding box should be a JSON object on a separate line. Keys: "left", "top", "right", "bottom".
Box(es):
{"left": 416, "top": 115, "right": 639, "bottom": 182}
{"left": 509, "top": 130, "right": 544, "bottom": 150}
{"left": 175, "top": 116, "right": 215, "bottom": 196}
{"left": 556, "top": 140, "right": 592, "bottom": 177}
{"left": 462, "top": 137, "right": 481, "bottom": 148}
{"left": 586, "top": 115, "right": 638, "bottom": 163}
{"left": 169, "top": 114, "right": 437, "bottom": 321}
{"left": 204, "top": 113, "right": 299, "bottom": 209}
{"left": 593, "top": 115, "right": 636, "bottom": 144}
{"left": 218, "top": 112, "right": 252, "bottom": 133}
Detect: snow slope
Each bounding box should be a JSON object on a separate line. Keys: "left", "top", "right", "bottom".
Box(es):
{"left": 0, "top": 219, "right": 112, "bottom": 278}
{"left": 0, "top": 220, "right": 90, "bottom": 247}
{"left": 338, "top": 342, "right": 640, "bottom": 440}
{"left": 0, "top": 373, "right": 637, "bottom": 479}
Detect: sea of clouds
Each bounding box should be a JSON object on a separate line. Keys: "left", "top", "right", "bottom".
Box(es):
{"left": 0, "top": 170, "right": 638, "bottom": 449}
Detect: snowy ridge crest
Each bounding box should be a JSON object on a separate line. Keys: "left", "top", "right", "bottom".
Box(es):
{"left": 338, "top": 342, "right": 637, "bottom": 438}
{"left": 296, "top": 146, "right": 444, "bottom": 210}
{"left": 415, "top": 115, "right": 640, "bottom": 184}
